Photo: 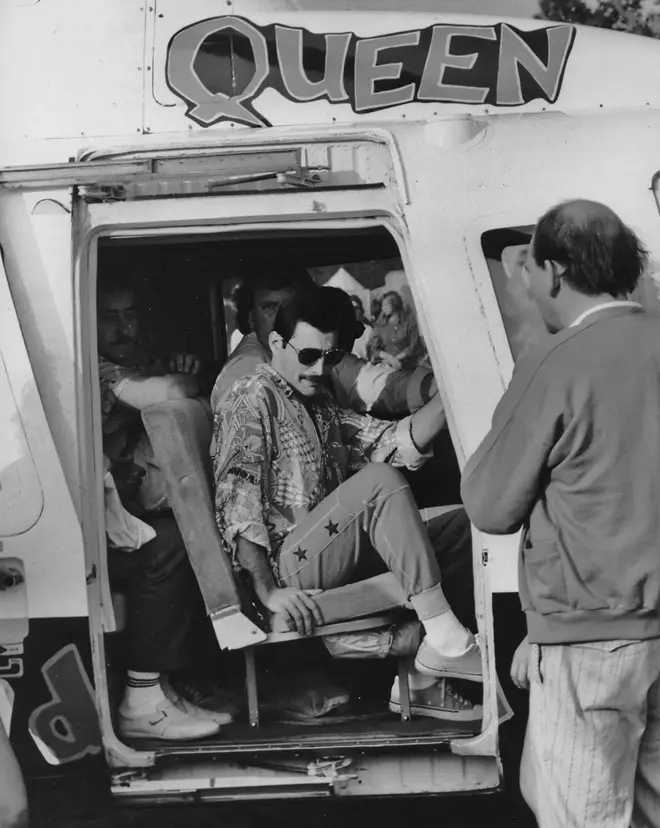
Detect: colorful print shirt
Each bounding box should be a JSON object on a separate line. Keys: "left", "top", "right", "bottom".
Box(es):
{"left": 213, "top": 363, "right": 430, "bottom": 582}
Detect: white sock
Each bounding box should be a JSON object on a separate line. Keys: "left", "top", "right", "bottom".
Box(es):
{"left": 122, "top": 671, "right": 166, "bottom": 715}
{"left": 422, "top": 611, "right": 473, "bottom": 657}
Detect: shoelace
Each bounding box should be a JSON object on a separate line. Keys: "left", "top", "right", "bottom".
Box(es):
{"left": 439, "top": 680, "right": 473, "bottom": 710}
{"left": 174, "top": 681, "right": 211, "bottom": 707}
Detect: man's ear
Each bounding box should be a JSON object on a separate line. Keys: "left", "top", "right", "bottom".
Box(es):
{"left": 547, "top": 260, "right": 566, "bottom": 277}
{"left": 268, "top": 330, "right": 282, "bottom": 353}
{"left": 547, "top": 260, "right": 566, "bottom": 299}
{"left": 247, "top": 309, "right": 256, "bottom": 332}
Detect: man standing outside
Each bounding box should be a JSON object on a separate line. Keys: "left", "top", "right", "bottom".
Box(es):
{"left": 0, "top": 707, "right": 28, "bottom": 827}
{"left": 214, "top": 286, "right": 482, "bottom": 721}
{"left": 461, "top": 200, "right": 660, "bottom": 826}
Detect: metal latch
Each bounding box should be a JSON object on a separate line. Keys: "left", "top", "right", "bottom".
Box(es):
{"left": 307, "top": 757, "right": 356, "bottom": 781}
{"left": 276, "top": 168, "right": 328, "bottom": 188}
{"left": 112, "top": 768, "right": 148, "bottom": 787}
{"left": 0, "top": 558, "right": 28, "bottom": 651}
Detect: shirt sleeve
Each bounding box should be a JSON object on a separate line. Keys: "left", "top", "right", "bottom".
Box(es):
{"left": 212, "top": 385, "right": 273, "bottom": 570}
{"left": 460, "top": 350, "right": 563, "bottom": 535}
{"left": 98, "top": 358, "right": 142, "bottom": 426}
{"left": 211, "top": 351, "right": 267, "bottom": 413}
{"left": 336, "top": 405, "right": 431, "bottom": 473}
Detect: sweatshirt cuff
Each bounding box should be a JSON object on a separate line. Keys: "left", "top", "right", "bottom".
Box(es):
{"left": 405, "top": 366, "right": 434, "bottom": 413}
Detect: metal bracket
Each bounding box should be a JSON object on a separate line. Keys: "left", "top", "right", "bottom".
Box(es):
{"left": 210, "top": 607, "right": 268, "bottom": 650}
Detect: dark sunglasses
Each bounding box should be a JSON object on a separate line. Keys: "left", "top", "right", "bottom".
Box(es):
{"left": 286, "top": 341, "right": 345, "bottom": 367}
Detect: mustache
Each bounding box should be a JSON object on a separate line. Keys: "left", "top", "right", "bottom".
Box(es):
{"left": 112, "top": 337, "right": 137, "bottom": 346}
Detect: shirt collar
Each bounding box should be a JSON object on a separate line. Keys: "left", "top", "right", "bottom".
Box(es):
{"left": 259, "top": 363, "right": 294, "bottom": 398}
{"left": 569, "top": 300, "right": 642, "bottom": 328}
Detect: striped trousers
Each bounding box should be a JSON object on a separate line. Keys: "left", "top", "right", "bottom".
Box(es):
{"left": 520, "top": 638, "right": 660, "bottom": 828}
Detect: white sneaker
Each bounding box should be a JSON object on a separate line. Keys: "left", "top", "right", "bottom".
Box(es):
{"left": 119, "top": 698, "right": 221, "bottom": 740}
{"left": 389, "top": 677, "right": 482, "bottom": 723}
{"left": 162, "top": 680, "right": 233, "bottom": 727}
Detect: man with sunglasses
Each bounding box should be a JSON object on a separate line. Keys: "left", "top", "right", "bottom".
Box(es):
{"left": 213, "top": 286, "right": 481, "bottom": 721}
{"left": 210, "top": 267, "right": 436, "bottom": 419}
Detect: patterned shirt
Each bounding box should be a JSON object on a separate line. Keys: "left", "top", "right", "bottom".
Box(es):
{"left": 213, "top": 363, "right": 429, "bottom": 582}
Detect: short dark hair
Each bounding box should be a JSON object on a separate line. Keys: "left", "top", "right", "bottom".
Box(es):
{"left": 234, "top": 266, "right": 314, "bottom": 334}
{"left": 533, "top": 200, "right": 648, "bottom": 297}
{"left": 273, "top": 285, "right": 360, "bottom": 349}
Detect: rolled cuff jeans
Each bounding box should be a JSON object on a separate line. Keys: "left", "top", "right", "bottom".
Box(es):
{"left": 277, "top": 463, "right": 473, "bottom": 625}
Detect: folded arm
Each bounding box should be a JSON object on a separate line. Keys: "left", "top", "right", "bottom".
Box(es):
{"left": 99, "top": 356, "right": 200, "bottom": 415}
{"left": 114, "top": 373, "right": 200, "bottom": 410}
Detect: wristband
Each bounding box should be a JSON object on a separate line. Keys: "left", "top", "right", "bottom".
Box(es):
{"left": 409, "top": 420, "right": 424, "bottom": 454}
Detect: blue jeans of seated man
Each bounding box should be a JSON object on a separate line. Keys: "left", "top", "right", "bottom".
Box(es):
{"left": 277, "top": 463, "right": 473, "bottom": 624}
{"left": 108, "top": 514, "right": 209, "bottom": 674}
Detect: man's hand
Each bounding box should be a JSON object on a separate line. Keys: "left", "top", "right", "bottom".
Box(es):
{"left": 168, "top": 353, "right": 202, "bottom": 375}
{"left": 510, "top": 635, "right": 531, "bottom": 690}
{"left": 264, "top": 587, "right": 323, "bottom": 636}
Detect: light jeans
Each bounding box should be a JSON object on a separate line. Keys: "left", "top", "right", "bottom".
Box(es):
{"left": 277, "top": 463, "right": 472, "bottom": 622}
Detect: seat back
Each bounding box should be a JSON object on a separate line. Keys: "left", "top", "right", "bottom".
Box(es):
{"left": 141, "top": 399, "right": 242, "bottom": 616}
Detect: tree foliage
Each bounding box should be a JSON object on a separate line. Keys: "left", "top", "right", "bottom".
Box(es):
{"left": 537, "top": 0, "right": 660, "bottom": 37}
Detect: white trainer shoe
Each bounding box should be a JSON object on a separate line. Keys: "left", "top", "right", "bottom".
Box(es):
{"left": 119, "top": 698, "right": 221, "bottom": 740}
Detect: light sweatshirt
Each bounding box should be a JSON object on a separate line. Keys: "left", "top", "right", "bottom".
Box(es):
{"left": 462, "top": 306, "right": 660, "bottom": 644}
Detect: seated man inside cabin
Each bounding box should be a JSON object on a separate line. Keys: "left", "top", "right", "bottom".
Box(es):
{"left": 97, "top": 274, "right": 232, "bottom": 741}
{"left": 213, "top": 285, "right": 481, "bottom": 721}
{"left": 210, "top": 266, "right": 437, "bottom": 418}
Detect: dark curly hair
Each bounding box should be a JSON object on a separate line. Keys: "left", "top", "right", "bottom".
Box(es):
{"left": 274, "top": 286, "right": 364, "bottom": 350}
{"left": 533, "top": 200, "right": 648, "bottom": 298}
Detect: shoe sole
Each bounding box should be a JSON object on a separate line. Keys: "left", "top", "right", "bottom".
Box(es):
{"left": 200, "top": 714, "right": 233, "bottom": 726}
{"left": 119, "top": 722, "right": 221, "bottom": 740}
{"left": 414, "top": 657, "right": 483, "bottom": 683}
{"left": 389, "top": 701, "right": 482, "bottom": 723}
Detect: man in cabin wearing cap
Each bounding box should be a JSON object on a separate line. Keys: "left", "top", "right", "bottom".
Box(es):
{"left": 462, "top": 200, "right": 660, "bottom": 827}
